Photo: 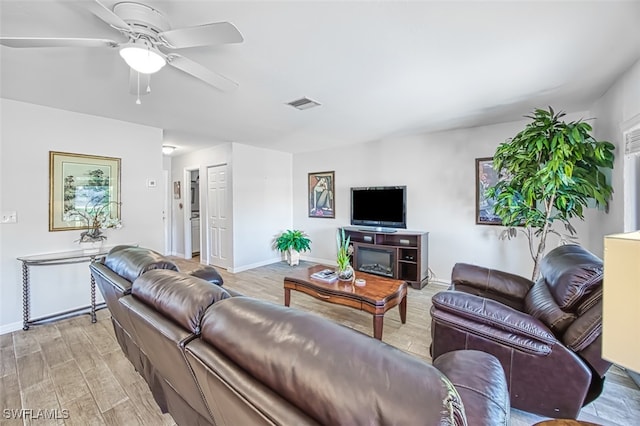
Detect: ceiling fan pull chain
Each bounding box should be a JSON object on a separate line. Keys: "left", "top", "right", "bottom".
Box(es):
{"left": 136, "top": 71, "right": 141, "bottom": 105}
{"left": 146, "top": 74, "right": 151, "bottom": 93}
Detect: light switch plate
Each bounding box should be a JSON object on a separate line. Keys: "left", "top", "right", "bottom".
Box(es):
{"left": 147, "top": 179, "right": 157, "bottom": 188}
{"left": 1, "top": 211, "right": 17, "bottom": 223}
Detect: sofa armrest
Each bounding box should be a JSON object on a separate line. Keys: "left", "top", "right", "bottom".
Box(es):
{"left": 432, "top": 291, "right": 556, "bottom": 347}
{"left": 433, "top": 350, "right": 509, "bottom": 426}
{"left": 188, "top": 265, "right": 224, "bottom": 286}
{"left": 451, "top": 263, "right": 533, "bottom": 309}
{"left": 431, "top": 309, "right": 553, "bottom": 356}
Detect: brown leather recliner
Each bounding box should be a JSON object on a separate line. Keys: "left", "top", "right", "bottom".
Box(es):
{"left": 430, "top": 244, "right": 610, "bottom": 419}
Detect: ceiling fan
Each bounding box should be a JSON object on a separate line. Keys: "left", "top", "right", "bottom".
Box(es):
{"left": 0, "top": 1, "right": 244, "bottom": 102}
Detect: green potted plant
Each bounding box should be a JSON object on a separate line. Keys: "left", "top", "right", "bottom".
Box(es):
{"left": 486, "top": 107, "right": 614, "bottom": 280}
{"left": 336, "top": 228, "right": 354, "bottom": 280}
{"left": 274, "top": 230, "right": 311, "bottom": 266}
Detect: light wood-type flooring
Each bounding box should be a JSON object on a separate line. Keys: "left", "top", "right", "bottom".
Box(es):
{"left": 1, "top": 259, "right": 639, "bottom": 425}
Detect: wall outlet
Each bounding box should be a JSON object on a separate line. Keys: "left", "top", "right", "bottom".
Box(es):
{"left": 1, "top": 211, "right": 17, "bottom": 223}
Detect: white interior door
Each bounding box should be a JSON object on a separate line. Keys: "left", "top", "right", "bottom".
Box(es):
{"left": 207, "top": 164, "right": 231, "bottom": 268}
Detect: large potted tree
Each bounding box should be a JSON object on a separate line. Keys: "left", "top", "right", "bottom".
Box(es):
{"left": 274, "top": 230, "right": 311, "bottom": 266}
{"left": 486, "top": 107, "right": 615, "bottom": 280}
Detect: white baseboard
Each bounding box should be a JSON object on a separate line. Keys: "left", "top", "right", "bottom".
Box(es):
{"left": 300, "top": 255, "right": 336, "bottom": 266}
{"left": 0, "top": 321, "right": 23, "bottom": 335}
{"left": 229, "top": 255, "right": 336, "bottom": 273}
{"left": 0, "top": 299, "right": 106, "bottom": 336}
{"left": 229, "top": 257, "right": 282, "bottom": 273}
{"left": 429, "top": 279, "right": 450, "bottom": 287}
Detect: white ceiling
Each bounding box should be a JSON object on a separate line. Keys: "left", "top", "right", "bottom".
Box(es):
{"left": 2, "top": 0, "right": 640, "bottom": 154}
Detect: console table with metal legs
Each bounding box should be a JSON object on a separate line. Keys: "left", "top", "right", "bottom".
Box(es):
{"left": 17, "top": 248, "right": 111, "bottom": 330}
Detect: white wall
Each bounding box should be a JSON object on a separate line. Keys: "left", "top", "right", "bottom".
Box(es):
{"left": 293, "top": 112, "right": 595, "bottom": 282}
{"left": 169, "top": 142, "right": 292, "bottom": 271}
{"left": 0, "top": 99, "right": 164, "bottom": 333}
{"left": 231, "top": 143, "right": 293, "bottom": 271}
{"left": 162, "top": 154, "right": 172, "bottom": 254}
{"left": 588, "top": 58, "right": 640, "bottom": 255}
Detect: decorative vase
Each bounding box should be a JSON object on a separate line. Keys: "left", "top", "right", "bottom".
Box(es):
{"left": 338, "top": 264, "right": 354, "bottom": 281}
{"left": 79, "top": 240, "right": 103, "bottom": 254}
{"left": 288, "top": 249, "right": 300, "bottom": 266}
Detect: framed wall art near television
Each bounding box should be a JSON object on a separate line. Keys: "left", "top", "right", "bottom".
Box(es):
{"left": 49, "top": 151, "right": 121, "bottom": 232}
{"left": 308, "top": 171, "right": 335, "bottom": 218}
{"left": 475, "top": 157, "right": 502, "bottom": 225}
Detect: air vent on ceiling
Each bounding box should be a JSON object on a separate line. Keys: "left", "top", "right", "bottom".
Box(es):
{"left": 286, "top": 97, "right": 321, "bottom": 110}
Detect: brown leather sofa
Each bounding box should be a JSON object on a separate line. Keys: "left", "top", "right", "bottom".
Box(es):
{"left": 430, "top": 244, "right": 610, "bottom": 419}
{"left": 89, "top": 245, "right": 224, "bottom": 375}
{"left": 91, "top": 246, "right": 511, "bottom": 425}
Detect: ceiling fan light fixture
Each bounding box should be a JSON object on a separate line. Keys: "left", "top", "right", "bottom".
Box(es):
{"left": 162, "top": 145, "right": 176, "bottom": 155}
{"left": 119, "top": 40, "right": 166, "bottom": 74}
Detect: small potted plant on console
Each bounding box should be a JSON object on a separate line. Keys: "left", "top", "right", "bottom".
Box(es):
{"left": 336, "top": 228, "right": 354, "bottom": 281}
{"left": 274, "top": 230, "right": 311, "bottom": 266}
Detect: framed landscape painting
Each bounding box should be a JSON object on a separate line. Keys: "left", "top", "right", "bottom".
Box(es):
{"left": 49, "top": 151, "right": 121, "bottom": 231}
{"left": 475, "top": 157, "right": 502, "bottom": 225}
{"left": 308, "top": 171, "right": 335, "bottom": 218}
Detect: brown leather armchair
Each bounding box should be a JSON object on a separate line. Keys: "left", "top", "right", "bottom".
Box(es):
{"left": 430, "top": 244, "right": 610, "bottom": 419}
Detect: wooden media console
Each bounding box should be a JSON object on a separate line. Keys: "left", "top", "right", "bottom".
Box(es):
{"left": 342, "top": 226, "right": 429, "bottom": 289}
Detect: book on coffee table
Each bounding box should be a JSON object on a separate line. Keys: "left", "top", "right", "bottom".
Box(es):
{"left": 310, "top": 268, "right": 338, "bottom": 282}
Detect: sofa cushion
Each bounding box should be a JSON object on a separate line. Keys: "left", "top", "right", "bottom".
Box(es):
{"left": 524, "top": 279, "right": 576, "bottom": 335}
{"left": 199, "top": 297, "right": 466, "bottom": 426}
{"left": 105, "top": 245, "right": 178, "bottom": 283}
{"left": 132, "top": 270, "right": 230, "bottom": 334}
{"left": 540, "top": 245, "right": 603, "bottom": 311}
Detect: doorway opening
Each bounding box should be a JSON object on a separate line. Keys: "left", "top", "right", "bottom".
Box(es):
{"left": 190, "top": 170, "right": 201, "bottom": 257}
{"left": 183, "top": 165, "right": 200, "bottom": 260}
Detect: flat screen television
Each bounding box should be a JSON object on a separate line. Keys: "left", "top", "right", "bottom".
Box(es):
{"left": 350, "top": 186, "right": 407, "bottom": 229}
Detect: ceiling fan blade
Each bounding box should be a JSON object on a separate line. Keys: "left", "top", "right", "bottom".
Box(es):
{"left": 0, "top": 37, "right": 118, "bottom": 48}
{"left": 159, "top": 22, "right": 243, "bottom": 49}
{"left": 167, "top": 54, "right": 238, "bottom": 92}
{"left": 129, "top": 69, "right": 151, "bottom": 96}
{"left": 86, "top": 0, "right": 131, "bottom": 31}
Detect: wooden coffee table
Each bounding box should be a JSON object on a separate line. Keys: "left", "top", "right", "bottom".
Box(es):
{"left": 284, "top": 265, "right": 408, "bottom": 340}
